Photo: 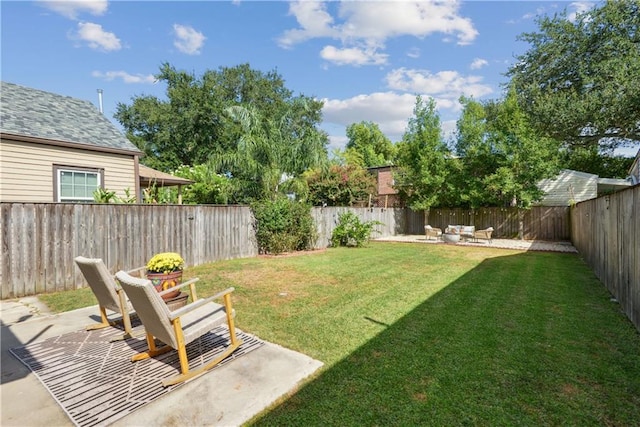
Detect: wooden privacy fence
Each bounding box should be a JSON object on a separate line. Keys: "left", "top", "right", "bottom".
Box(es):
{"left": 1, "top": 203, "right": 258, "bottom": 298}
{"left": 1, "top": 203, "right": 571, "bottom": 298}
{"left": 312, "top": 206, "right": 404, "bottom": 248}
{"left": 571, "top": 186, "right": 640, "bottom": 331}
{"left": 415, "top": 206, "right": 571, "bottom": 240}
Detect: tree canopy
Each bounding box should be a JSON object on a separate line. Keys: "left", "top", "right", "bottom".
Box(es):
{"left": 304, "top": 164, "right": 376, "bottom": 207}
{"left": 507, "top": 1, "right": 640, "bottom": 151}
{"left": 344, "top": 121, "right": 396, "bottom": 168}
{"left": 454, "top": 90, "right": 560, "bottom": 209}
{"left": 394, "top": 96, "right": 452, "bottom": 211}
{"left": 115, "top": 63, "right": 327, "bottom": 175}
{"left": 213, "top": 99, "right": 328, "bottom": 202}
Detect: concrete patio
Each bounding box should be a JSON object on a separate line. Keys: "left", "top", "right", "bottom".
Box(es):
{"left": 0, "top": 298, "right": 323, "bottom": 426}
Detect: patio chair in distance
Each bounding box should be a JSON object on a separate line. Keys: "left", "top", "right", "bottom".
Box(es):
{"left": 74, "top": 256, "right": 145, "bottom": 341}
{"left": 115, "top": 270, "right": 242, "bottom": 387}
{"left": 424, "top": 225, "right": 443, "bottom": 241}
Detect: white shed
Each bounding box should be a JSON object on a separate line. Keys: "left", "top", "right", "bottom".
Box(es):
{"left": 537, "top": 169, "right": 599, "bottom": 206}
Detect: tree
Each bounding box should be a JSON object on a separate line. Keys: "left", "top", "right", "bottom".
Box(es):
{"left": 455, "top": 96, "right": 498, "bottom": 208}
{"left": 304, "top": 164, "right": 376, "bottom": 206}
{"left": 561, "top": 146, "right": 634, "bottom": 179}
{"left": 483, "top": 88, "right": 560, "bottom": 207}
{"left": 213, "top": 98, "right": 329, "bottom": 202}
{"left": 172, "top": 164, "right": 231, "bottom": 204}
{"left": 507, "top": 1, "right": 640, "bottom": 152}
{"left": 115, "top": 63, "right": 323, "bottom": 172}
{"left": 394, "top": 96, "right": 452, "bottom": 218}
{"left": 344, "top": 121, "right": 396, "bottom": 167}
{"left": 484, "top": 88, "right": 560, "bottom": 238}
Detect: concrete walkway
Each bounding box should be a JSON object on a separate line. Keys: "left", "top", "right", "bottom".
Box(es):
{"left": 1, "top": 299, "right": 323, "bottom": 426}
{"left": 374, "top": 235, "right": 578, "bottom": 253}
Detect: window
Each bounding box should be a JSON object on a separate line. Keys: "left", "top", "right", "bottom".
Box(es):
{"left": 54, "top": 165, "right": 103, "bottom": 202}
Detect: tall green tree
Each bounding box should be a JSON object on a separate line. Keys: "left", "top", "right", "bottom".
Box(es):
{"left": 484, "top": 88, "right": 560, "bottom": 238}
{"left": 507, "top": 1, "right": 640, "bottom": 153}
{"left": 455, "top": 96, "right": 497, "bottom": 208}
{"left": 344, "top": 121, "right": 396, "bottom": 167}
{"left": 114, "top": 63, "right": 322, "bottom": 173}
{"left": 394, "top": 96, "right": 452, "bottom": 219}
{"left": 214, "top": 98, "right": 328, "bottom": 202}
{"left": 483, "top": 88, "right": 560, "bottom": 208}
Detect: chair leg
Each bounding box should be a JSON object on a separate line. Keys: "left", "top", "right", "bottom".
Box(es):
{"left": 86, "top": 306, "right": 115, "bottom": 330}
{"left": 131, "top": 331, "right": 173, "bottom": 361}
{"left": 161, "top": 295, "right": 243, "bottom": 387}
{"left": 161, "top": 338, "right": 242, "bottom": 387}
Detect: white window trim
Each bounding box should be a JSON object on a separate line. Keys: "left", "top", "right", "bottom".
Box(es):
{"left": 53, "top": 165, "right": 104, "bottom": 203}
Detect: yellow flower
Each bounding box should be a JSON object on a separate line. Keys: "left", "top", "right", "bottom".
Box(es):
{"left": 146, "top": 252, "right": 185, "bottom": 274}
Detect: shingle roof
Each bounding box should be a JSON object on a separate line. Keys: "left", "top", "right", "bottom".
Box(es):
{"left": 0, "top": 81, "right": 140, "bottom": 153}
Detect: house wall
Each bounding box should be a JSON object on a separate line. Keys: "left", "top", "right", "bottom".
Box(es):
{"left": 536, "top": 169, "right": 598, "bottom": 206}
{"left": 370, "top": 166, "right": 403, "bottom": 207}
{"left": 0, "top": 138, "right": 137, "bottom": 202}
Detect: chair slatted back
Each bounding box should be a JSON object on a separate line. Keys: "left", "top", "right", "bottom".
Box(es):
{"left": 75, "top": 257, "right": 122, "bottom": 313}
{"left": 115, "top": 271, "right": 177, "bottom": 348}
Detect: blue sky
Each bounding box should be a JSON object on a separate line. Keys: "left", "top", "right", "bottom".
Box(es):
{"left": 7, "top": 0, "right": 632, "bottom": 156}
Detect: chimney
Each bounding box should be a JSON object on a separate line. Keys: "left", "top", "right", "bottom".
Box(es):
{"left": 97, "top": 89, "right": 104, "bottom": 114}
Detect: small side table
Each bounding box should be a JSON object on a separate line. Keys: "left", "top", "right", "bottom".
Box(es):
{"left": 443, "top": 233, "right": 461, "bottom": 243}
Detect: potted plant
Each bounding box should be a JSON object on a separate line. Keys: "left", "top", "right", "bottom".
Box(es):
{"left": 146, "top": 252, "right": 184, "bottom": 300}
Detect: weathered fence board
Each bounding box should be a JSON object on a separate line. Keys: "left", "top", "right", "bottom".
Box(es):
{"left": 571, "top": 186, "right": 639, "bottom": 332}
{"left": 0, "top": 204, "right": 259, "bottom": 298}
{"left": 421, "top": 206, "right": 570, "bottom": 240}
{"left": 1, "top": 203, "right": 573, "bottom": 299}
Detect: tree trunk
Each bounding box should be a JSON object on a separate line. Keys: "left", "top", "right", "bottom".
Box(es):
{"left": 518, "top": 208, "right": 524, "bottom": 240}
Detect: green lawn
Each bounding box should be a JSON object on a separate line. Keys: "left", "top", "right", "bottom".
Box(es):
{"left": 40, "top": 242, "right": 640, "bottom": 425}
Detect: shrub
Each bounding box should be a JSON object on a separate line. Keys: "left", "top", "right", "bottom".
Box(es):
{"left": 251, "top": 197, "right": 317, "bottom": 254}
{"left": 330, "top": 211, "right": 382, "bottom": 247}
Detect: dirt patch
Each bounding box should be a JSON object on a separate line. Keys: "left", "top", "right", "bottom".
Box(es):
{"left": 258, "top": 248, "right": 327, "bottom": 258}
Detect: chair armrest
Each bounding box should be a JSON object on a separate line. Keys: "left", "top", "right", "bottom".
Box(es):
{"left": 158, "top": 277, "right": 200, "bottom": 297}
{"left": 168, "top": 287, "right": 235, "bottom": 320}
{"left": 126, "top": 266, "right": 147, "bottom": 277}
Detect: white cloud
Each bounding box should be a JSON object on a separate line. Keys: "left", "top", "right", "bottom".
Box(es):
{"left": 406, "top": 47, "right": 421, "bottom": 59}
{"left": 92, "top": 71, "right": 156, "bottom": 84}
{"left": 278, "top": 2, "right": 339, "bottom": 48}
{"left": 279, "top": 0, "right": 478, "bottom": 66}
{"left": 173, "top": 24, "right": 206, "bottom": 55}
{"left": 567, "top": 2, "right": 594, "bottom": 22}
{"left": 320, "top": 67, "right": 494, "bottom": 147}
{"left": 385, "top": 68, "right": 493, "bottom": 100}
{"left": 73, "top": 22, "right": 121, "bottom": 51}
{"left": 38, "top": 0, "right": 108, "bottom": 20}
{"left": 323, "top": 92, "right": 423, "bottom": 143}
{"left": 336, "top": 1, "right": 477, "bottom": 45}
{"left": 320, "top": 45, "right": 388, "bottom": 66}
{"left": 470, "top": 58, "right": 488, "bottom": 70}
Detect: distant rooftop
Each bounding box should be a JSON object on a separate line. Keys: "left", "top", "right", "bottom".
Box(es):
{"left": 0, "top": 81, "right": 140, "bottom": 154}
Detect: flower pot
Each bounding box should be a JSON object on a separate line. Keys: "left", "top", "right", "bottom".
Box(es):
{"left": 146, "top": 270, "right": 183, "bottom": 300}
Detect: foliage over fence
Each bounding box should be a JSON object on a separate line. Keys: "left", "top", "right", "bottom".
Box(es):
{"left": 1, "top": 203, "right": 571, "bottom": 298}
{"left": 571, "top": 185, "right": 640, "bottom": 332}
